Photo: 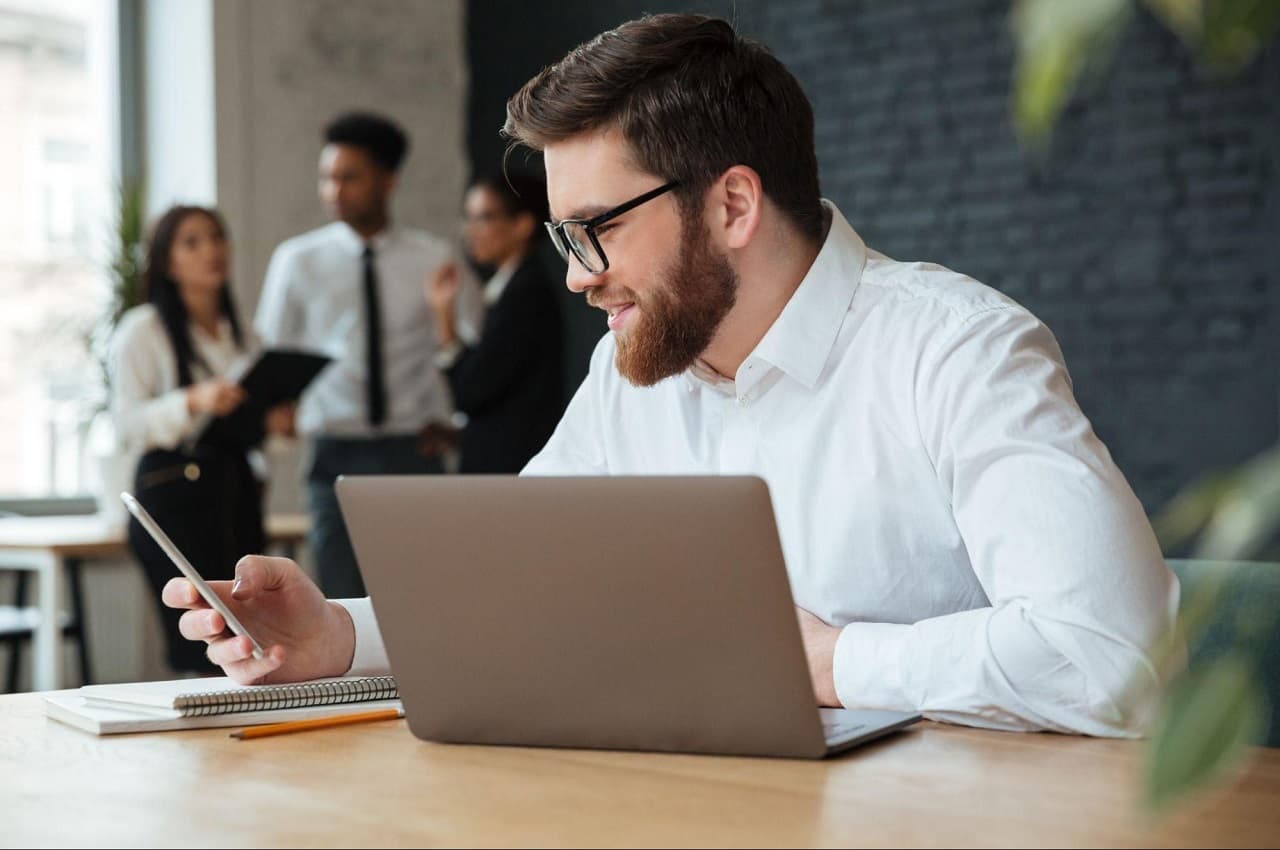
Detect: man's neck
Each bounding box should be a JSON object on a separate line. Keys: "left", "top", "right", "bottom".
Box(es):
{"left": 346, "top": 212, "right": 390, "bottom": 241}
{"left": 698, "top": 215, "right": 828, "bottom": 380}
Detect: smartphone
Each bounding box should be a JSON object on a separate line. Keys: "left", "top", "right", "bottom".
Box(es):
{"left": 120, "top": 491, "right": 266, "bottom": 660}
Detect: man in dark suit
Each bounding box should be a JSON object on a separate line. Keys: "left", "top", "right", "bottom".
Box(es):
{"left": 426, "top": 174, "right": 564, "bottom": 473}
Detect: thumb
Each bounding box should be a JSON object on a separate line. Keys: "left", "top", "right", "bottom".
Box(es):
{"left": 231, "top": 555, "right": 294, "bottom": 600}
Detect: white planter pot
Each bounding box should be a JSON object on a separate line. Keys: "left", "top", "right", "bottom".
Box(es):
{"left": 83, "top": 414, "right": 138, "bottom": 526}
{"left": 91, "top": 450, "right": 138, "bottom": 526}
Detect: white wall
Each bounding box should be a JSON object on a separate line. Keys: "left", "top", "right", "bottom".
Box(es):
{"left": 142, "top": 0, "right": 216, "bottom": 213}
{"left": 211, "top": 0, "right": 468, "bottom": 517}
{"left": 141, "top": 0, "right": 469, "bottom": 358}
{"left": 212, "top": 0, "right": 469, "bottom": 319}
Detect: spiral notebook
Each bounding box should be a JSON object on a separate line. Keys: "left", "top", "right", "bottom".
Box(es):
{"left": 45, "top": 676, "right": 401, "bottom": 735}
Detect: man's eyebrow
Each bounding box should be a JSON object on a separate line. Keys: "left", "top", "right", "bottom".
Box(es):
{"left": 550, "top": 203, "right": 613, "bottom": 225}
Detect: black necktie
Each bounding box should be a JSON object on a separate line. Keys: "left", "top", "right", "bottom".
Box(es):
{"left": 362, "top": 245, "right": 387, "bottom": 426}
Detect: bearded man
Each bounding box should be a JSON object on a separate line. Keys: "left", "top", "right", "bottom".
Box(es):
{"left": 163, "top": 14, "right": 1176, "bottom": 737}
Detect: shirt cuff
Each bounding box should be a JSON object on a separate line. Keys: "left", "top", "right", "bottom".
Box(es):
{"left": 433, "top": 340, "right": 464, "bottom": 371}
{"left": 832, "top": 621, "right": 914, "bottom": 711}
{"left": 160, "top": 388, "right": 195, "bottom": 443}
{"left": 334, "top": 597, "right": 391, "bottom": 676}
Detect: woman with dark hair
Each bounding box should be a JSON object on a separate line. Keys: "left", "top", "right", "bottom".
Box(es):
{"left": 111, "top": 205, "right": 294, "bottom": 673}
{"left": 425, "top": 173, "right": 564, "bottom": 473}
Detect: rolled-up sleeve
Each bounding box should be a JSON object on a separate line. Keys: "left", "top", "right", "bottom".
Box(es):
{"left": 833, "top": 306, "right": 1179, "bottom": 736}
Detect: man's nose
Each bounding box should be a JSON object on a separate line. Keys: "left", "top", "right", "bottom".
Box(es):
{"left": 564, "top": 254, "right": 601, "bottom": 294}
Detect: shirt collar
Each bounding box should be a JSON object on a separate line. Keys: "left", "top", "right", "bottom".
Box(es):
{"left": 682, "top": 200, "right": 867, "bottom": 394}
{"left": 484, "top": 257, "right": 522, "bottom": 306}
{"left": 189, "top": 315, "right": 234, "bottom": 344}
{"left": 332, "top": 220, "right": 399, "bottom": 255}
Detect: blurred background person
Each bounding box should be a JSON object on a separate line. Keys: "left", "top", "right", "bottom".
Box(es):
{"left": 255, "top": 112, "right": 475, "bottom": 598}
{"left": 112, "top": 205, "right": 294, "bottom": 674}
{"left": 425, "top": 173, "right": 564, "bottom": 473}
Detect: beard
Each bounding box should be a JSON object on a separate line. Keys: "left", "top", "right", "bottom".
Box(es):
{"left": 608, "top": 216, "right": 738, "bottom": 387}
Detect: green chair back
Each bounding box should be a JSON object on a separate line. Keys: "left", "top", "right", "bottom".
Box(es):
{"left": 1166, "top": 559, "right": 1280, "bottom": 747}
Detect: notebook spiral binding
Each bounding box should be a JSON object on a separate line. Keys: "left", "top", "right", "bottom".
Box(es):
{"left": 175, "top": 676, "right": 399, "bottom": 717}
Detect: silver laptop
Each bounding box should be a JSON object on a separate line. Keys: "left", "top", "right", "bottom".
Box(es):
{"left": 336, "top": 475, "right": 922, "bottom": 759}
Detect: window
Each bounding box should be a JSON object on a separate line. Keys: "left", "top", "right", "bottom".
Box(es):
{"left": 0, "top": 0, "right": 118, "bottom": 497}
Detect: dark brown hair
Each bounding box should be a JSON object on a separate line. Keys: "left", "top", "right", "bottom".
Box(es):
{"left": 142, "top": 206, "right": 245, "bottom": 387}
{"left": 504, "top": 13, "right": 824, "bottom": 242}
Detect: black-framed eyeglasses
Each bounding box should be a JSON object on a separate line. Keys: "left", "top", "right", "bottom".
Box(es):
{"left": 545, "top": 181, "right": 680, "bottom": 274}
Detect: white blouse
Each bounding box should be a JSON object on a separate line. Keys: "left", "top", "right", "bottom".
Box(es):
{"left": 110, "top": 303, "right": 258, "bottom": 454}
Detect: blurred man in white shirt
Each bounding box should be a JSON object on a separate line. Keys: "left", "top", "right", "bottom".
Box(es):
{"left": 255, "top": 112, "right": 474, "bottom": 598}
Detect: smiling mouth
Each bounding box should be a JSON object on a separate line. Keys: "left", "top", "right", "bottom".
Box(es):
{"left": 605, "top": 303, "right": 636, "bottom": 330}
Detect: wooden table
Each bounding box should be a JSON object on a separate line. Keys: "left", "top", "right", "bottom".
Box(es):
{"left": 0, "top": 514, "right": 308, "bottom": 691}
{"left": 2, "top": 692, "right": 1277, "bottom": 847}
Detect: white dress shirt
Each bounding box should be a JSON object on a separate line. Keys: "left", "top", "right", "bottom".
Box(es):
{"left": 111, "top": 304, "right": 258, "bottom": 453}
{"left": 339, "top": 202, "right": 1178, "bottom": 736}
{"left": 255, "top": 221, "right": 480, "bottom": 437}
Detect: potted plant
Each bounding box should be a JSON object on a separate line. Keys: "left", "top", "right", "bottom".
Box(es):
{"left": 83, "top": 179, "right": 146, "bottom": 522}
{"left": 1010, "top": 0, "right": 1280, "bottom": 809}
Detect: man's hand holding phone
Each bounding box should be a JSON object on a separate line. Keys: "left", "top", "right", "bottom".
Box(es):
{"left": 161, "top": 555, "right": 356, "bottom": 685}
{"left": 123, "top": 491, "right": 355, "bottom": 685}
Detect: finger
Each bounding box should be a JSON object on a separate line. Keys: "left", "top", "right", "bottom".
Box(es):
{"left": 161, "top": 578, "right": 208, "bottom": 611}
{"left": 231, "top": 555, "right": 297, "bottom": 600}
{"left": 206, "top": 633, "right": 256, "bottom": 667}
{"left": 211, "top": 641, "right": 286, "bottom": 684}
{"left": 208, "top": 637, "right": 283, "bottom": 672}
{"left": 178, "top": 607, "right": 226, "bottom": 642}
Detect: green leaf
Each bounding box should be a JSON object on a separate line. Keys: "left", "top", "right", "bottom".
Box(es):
{"left": 84, "top": 178, "right": 148, "bottom": 413}
{"left": 1143, "top": 654, "right": 1268, "bottom": 810}
{"left": 1141, "top": 0, "right": 1205, "bottom": 43}
{"left": 1151, "top": 468, "right": 1239, "bottom": 552}
{"left": 1195, "top": 446, "right": 1280, "bottom": 561}
{"left": 1142, "top": 0, "right": 1280, "bottom": 72}
{"left": 1010, "top": 0, "right": 1133, "bottom": 144}
{"left": 1200, "top": 0, "right": 1280, "bottom": 72}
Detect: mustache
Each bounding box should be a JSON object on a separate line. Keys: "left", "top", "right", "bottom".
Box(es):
{"left": 586, "top": 286, "right": 642, "bottom": 310}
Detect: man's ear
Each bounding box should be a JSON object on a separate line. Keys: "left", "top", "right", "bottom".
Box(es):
{"left": 711, "top": 165, "right": 764, "bottom": 250}
{"left": 379, "top": 170, "right": 399, "bottom": 199}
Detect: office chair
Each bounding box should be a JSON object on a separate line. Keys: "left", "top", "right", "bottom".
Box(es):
{"left": 1167, "top": 558, "right": 1280, "bottom": 747}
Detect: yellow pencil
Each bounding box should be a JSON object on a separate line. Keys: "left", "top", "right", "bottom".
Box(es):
{"left": 230, "top": 707, "right": 404, "bottom": 740}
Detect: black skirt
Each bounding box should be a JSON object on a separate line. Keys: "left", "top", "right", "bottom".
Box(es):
{"left": 126, "top": 445, "right": 265, "bottom": 672}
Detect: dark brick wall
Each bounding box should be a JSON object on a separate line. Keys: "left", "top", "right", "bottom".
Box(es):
{"left": 467, "top": 1, "right": 1280, "bottom": 513}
